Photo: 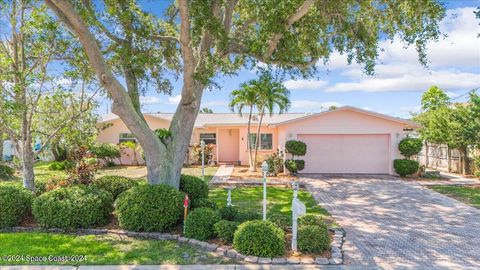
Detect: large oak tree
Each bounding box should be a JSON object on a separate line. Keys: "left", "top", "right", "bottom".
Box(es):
{"left": 45, "top": 0, "right": 446, "bottom": 188}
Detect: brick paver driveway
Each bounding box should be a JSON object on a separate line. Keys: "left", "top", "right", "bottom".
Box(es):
{"left": 303, "top": 175, "right": 480, "bottom": 269}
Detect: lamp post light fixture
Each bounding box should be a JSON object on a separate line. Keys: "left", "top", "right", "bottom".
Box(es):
{"left": 200, "top": 140, "right": 205, "bottom": 181}
{"left": 261, "top": 161, "right": 269, "bottom": 221}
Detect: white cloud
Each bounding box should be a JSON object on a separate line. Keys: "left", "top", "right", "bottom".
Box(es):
{"left": 140, "top": 96, "right": 162, "bottom": 105}
{"left": 291, "top": 100, "right": 342, "bottom": 111}
{"left": 168, "top": 95, "right": 182, "bottom": 105}
{"left": 445, "top": 91, "right": 460, "bottom": 98}
{"left": 400, "top": 106, "right": 422, "bottom": 114}
{"left": 284, "top": 79, "right": 328, "bottom": 90}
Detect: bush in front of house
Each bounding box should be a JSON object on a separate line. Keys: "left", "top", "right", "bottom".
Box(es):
{"left": 298, "top": 214, "right": 328, "bottom": 230}
{"left": 285, "top": 140, "right": 307, "bottom": 157}
{"left": 32, "top": 186, "right": 113, "bottom": 229}
{"left": 214, "top": 220, "right": 239, "bottom": 244}
{"left": 265, "top": 152, "right": 284, "bottom": 176}
{"left": 284, "top": 159, "right": 305, "bottom": 174}
{"left": 0, "top": 164, "right": 15, "bottom": 179}
{"left": 115, "top": 184, "right": 183, "bottom": 232}
{"left": 398, "top": 137, "right": 423, "bottom": 159}
{"left": 90, "top": 143, "right": 121, "bottom": 166}
{"left": 48, "top": 160, "right": 74, "bottom": 171}
{"left": 394, "top": 159, "right": 420, "bottom": 177}
{"left": 191, "top": 143, "right": 215, "bottom": 165}
{"left": 195, "top": 198, "right": 217, "bottom": 210}
{"left": 298, "top": 225, "right": 330, "bottom": 253}
{"left": 218, "top": 206, "right": 238, "bottom": 221}
{"left": 233, "top": 220, "right": 285, "bottom": 257}
{"left": 218, "top": 206, "right": 261, "bottom": 223}
{"left": 268, "top": 214, "right": 291, "bottom": 232}
{"left": 92, "top": 175, "right": 139, "bottom": 199}
{"left": 0, "top": 185, "right": 33, "bottom": 229}
{"left": 184, "top": 207, "right": 220, "bottom": 240}
{"left": 179, "top": 174, "right": 209, "bottom": 208}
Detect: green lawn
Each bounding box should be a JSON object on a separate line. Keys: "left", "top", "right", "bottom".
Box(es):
{"left": 0, "top": 232, "right": 230, "bottom": 265}
{"left": 209, "top": 186, "right": 333, "bottom": 225}
{"left": 430, "top": 185, "right": 480, "bottom": 208}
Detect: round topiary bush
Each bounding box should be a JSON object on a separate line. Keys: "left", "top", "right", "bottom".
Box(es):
{"left": 179, "top": 174, "right": 209, "bottom": 208}
{"left": 394, "top": 159, "right": 420, "bottom": 177}
{"left": 92, "top": 175, "right": 139, "bottom": 199}
{"left": 233, "top": 220, "right": 285, "bottom": 257}
{"left": 184, "top": 207, "right": 220, "bottom": 240}
{"left": 0, "top": 185, "right": 32, "bottom": 229}
{"left": 398, "top": 138, "right": 423, "bottom": 158}
{"left": 298, "top": 214, "right": 328, "bottom": 230}
{"left": 218, "top": 206, "right": 238, "bottom": 221}
{"left": 195, "top": 198, "right": 217, "bottom": 210}
{"left": 268, "top": 214, "right": 291, "bottom": 232}
{"left": 115, "top": 184, "right": 183, "bottom": 232}
{"left": 298, "top": 225, "right": 330, "bottom": 253}
{"left": 285, "top": 159, "right": 302, "bottom": 174}
{"left": 285, "top": 140, "right": 307, "bottom": 157}
{"left": 214, "top": 220, "right": 239, "bottom": 243}
{"left": 32, "top": 186, "right": 113, "bottom": 229}
{"left": 0, "top": 164, "right": 15, "bottom": 179}
{"left": 235, "top": 209, "right": 262, "bottom": 223}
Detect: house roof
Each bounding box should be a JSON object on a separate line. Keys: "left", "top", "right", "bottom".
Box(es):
{"left": 99, "top": 106, "right": 421, "bottom": 128}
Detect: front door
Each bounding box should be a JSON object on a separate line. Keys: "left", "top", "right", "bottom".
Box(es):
{"left": 217, "top": 129, "right": 240, "bottom": 163}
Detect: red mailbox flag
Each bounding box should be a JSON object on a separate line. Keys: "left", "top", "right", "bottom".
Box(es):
{"left": 184, "top": 195, "right": 189, "bottom": 208}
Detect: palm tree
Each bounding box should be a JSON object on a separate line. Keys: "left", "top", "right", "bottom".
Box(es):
{"left": 229, "top": 83, "right": 258, "bottom": 170}
{"left": 252, "top": 75, "right": 290, "bottom": 171}
{"left": 229, "top": 74, "right": 290, "bottom": 171}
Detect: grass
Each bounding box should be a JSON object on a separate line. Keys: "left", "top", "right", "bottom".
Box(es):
{"left": 209, "top": 186, "right": 333, "bottom": 224}
{"left": 430, "top": 185, "right": 480, "bottom": 208}
{"left": 0, "top": 232, "right": 229, "bottom": 265}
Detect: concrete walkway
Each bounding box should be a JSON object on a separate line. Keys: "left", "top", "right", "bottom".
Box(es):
{"left": 303, "top": 175, "right": 480, "bottom": 269}
{"left": 210, "top": 165, "right": 234, "bottom": 184}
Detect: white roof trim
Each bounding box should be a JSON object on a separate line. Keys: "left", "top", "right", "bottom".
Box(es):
{"left": 271, "top": 106, "right": 421, "bottom": 128}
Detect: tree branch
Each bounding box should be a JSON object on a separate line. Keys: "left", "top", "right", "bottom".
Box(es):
{"left": 82, "top": 0, "right": 126, "bottom": 44}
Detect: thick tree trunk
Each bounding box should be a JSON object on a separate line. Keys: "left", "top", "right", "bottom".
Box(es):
{"left": 158, "top": 82, "right": 204, "bottom": 188}
{"left": 123, "top": 63, "right": 145, "bottom": 122}
{"left": 19, "top": 142, "right": 35, "bottom": 192}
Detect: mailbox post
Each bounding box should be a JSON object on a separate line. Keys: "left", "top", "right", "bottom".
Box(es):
{"left": 291, "top": 182, "right": 306, "bottom": 253}
{"left": 262, "top": 161, "right": 269, "bottom": 221}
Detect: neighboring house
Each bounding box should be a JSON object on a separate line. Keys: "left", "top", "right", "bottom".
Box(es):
{"left": 97, "top": 106, "right": 420, "bottom": 175}
{"left": 2, "top": 140, "right": 15, "bottom": 161}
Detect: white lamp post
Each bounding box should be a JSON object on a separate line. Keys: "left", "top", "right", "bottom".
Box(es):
{"left": 291, "top": 181, "right": 306, "bottom": 253}
{"left": 200, "top": 140, "right": 205, "bottom": 181}
{"left": 261, "top": 161, "right": 269, "bottom": 221}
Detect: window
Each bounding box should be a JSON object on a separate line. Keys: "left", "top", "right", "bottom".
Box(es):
{"left": 200, "top": 133, "right": 216, "bottom": 145}
{"left": 119, "top": 133, "right": 137, "bottom": 143}
{"left": 248, "top": 133, "right": 273, "bottom": 150}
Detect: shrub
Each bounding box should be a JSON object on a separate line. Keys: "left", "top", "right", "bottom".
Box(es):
{"left": 90, "top": 143, "right": 121, "bottom": 165}
{"left": 268, "top": 214, "right": 291, "bottom": 231}
{"left": 233, "top": 220, "right": 285, "bottom": 257}
{"left": 48, "top": 160, "right": 74, "bottom": 171}
{"left": 285, "top": 159, "right": 304, "bottom": 174}
{"left": 235, "top": 209, "right": 262, "bottom": 223}
{"left": 298, "top": 225, "right": 330, "bottom": 253}
{"left": 179, "top": 174, "right": 209, "bottom": 208}
{"left": 398, "top": 138, "right": 423, "bottom": 159}
{"left": 0, "top": 164, "right": 14, "bottom": 179}
{"left": 285, "top": 140, "right": 307, "bottom": 157}
{"left": 32, "top": 186, "right": 113, "bottom": 229}
{"left": 195, "top": 198, "right": 217, "bottom": 210}
{"left": 67, "top": 147, "right": 98, "bottom": 185}
{"left": 92, "top": 175, "right": 139, "bottom": 199}
{"left": 265, "top": 152, "right": 284, "bottom": 176}
{"left": 394, "top": 159, "right": 419, "bottom": 177}
{"left": 184, "top": 207, "right": 220, "bottom": 240}
{"left": 115, "top": 184, "right": 183, "bottom": 232}
{"left": 214, "top": 220, "right": 239, "bottom": 243}
{"left": 218, "top": 206, "right": 238, "bottom": 221}
{"left": 191, "top": 143, "right": 215, "bottom": 165}
{"left": 0, "top": 185, "right": 33, "bottom": 229}
{"left": 298, "top": 214, "right": 328, "bottom": 230}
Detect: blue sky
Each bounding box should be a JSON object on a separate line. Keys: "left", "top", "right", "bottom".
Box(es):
{"left": 98, "top": 1, "right": 480, "bottom": 119}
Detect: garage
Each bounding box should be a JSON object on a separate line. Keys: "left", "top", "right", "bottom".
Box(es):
{"left": 297, "top": 134, "right": 390, "bottom": 174}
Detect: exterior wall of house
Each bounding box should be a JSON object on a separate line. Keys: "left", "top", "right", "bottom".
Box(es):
{"left": 276, "top": 110, "right": 412, "bottom": 174}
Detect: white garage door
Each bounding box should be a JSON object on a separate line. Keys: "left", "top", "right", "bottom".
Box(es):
{"left": 297, "top": 134, "right": 390, "bottom": 174}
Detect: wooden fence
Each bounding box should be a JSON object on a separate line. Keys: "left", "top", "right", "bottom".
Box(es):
{"left": 416, "top": 143, "right": 477, "bottom": 174}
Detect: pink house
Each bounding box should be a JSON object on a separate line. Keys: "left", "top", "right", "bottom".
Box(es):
{"left": 97, "top": 106, "right": 420, "bottom": 175}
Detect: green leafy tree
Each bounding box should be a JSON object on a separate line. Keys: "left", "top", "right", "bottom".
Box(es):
{"left": 46, "top": 0, "right": 446, "bottom": 188}
{"left": 421, "top": 86, "right": 450, "bottom": 111}
{"left": 0, "top": 0, "right": 97, "bottom": 192}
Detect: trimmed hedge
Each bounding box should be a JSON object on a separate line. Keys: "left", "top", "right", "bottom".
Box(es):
{"left": 285, "top": 140, "right": 307, "bottom": 156}
{"left": 394, "top": 159, "right": 419, "bottom": 177}
{"left": 268, "top": 214, "right": 291, "bottom": 232}
{"left": 284, "top": 159, "right": 305, "bottom": 174}
{"left": 218, "top": 206, "right": 238, "bottom": 221}
{"left": 218, "top": 206, "right": 261, "bottom": 223}
{"left": 0, "top": 185, "right": 33, "bottom": 229}
{"left": 115, "top": 184, "right": 183, "bottom": 232}
{"left": 298, "top": 214, "right": 328, "bottom": 230}
{"left": 398, "top": 138, "right": 422, "bottom": 158}
{"left": 233, "top": 220, "right": 285, "bottom": 257}
{"left": 92, "top": 175, "right": 139, "bottom": 199}
{"left": 214, "top": 220, "right": 239, "bottom": 243}
{"left": 180, "top": 174, "right": 209, "bottom": 208}
{"left": 0, "top": 164, "right": 15, "bottom": 179}
{"left": 48, "top": 160, "right": 73, "bottom": 171}
{"left": 298, "top": 225, "right": 330, "bottom": 253}
{"left": 184, "top": 207, "right": 220, "bottom": 240}
{"left": 32, "top": 186, "right": 113, "bottom": 229}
